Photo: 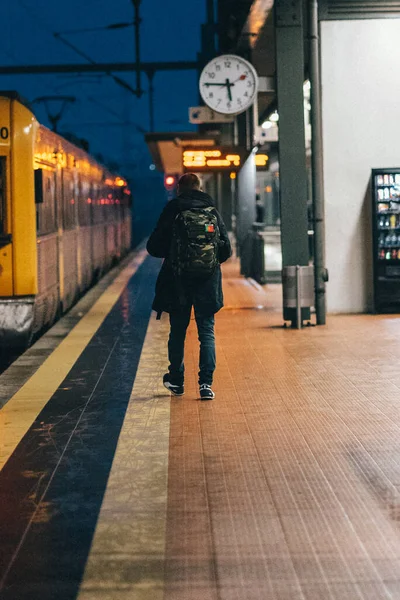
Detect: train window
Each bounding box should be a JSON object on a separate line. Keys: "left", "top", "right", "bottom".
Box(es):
{"left": 34, "top": 169, "right": 44, "bottom": 204}
{"left": 36, "top": 169, "right": 57, "bottom": 235}
{"left": 0, "top": 158, "right": 6, "bottom": 234}
{"left": 62, "top": 170, "right": 76, "bottom": 230}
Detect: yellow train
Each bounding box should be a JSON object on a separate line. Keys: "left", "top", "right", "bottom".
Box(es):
{"left": 0, "top": 92, "right": 132, "bottom": 348}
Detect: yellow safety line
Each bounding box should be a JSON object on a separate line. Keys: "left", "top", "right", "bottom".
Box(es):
{"left": 0, "top": 250, "right": 148, "bottom": 471}
{"left": 77, "top": 313, "right": 170, "bottom": 600}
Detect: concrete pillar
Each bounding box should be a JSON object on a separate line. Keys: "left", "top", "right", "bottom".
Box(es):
{"left": 275, "top": 0, "right": 310, "bottom": 324}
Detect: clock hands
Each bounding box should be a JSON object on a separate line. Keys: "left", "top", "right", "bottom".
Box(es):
{"left": 204, "top": 78, "right": 234, "bottom": 101}
{"left": 225, "top": 78, "right": 233, "bottom": 102}
{"left": 204, "top": 74, "right": 247, "bottom": 87}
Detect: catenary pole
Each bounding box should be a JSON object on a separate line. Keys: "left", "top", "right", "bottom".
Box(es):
{"left": 146, "top": 70, "right": 155, "bottom": 132}
{"left": 131, "top": 0, "right": 143, "bottom": 97}
{"left": 309, "top": 0, "right": 327, "bottom": 324}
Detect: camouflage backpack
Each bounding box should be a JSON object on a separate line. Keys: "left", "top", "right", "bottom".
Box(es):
{"left": 170, "top": 207, "right": 220, "bottom": 277}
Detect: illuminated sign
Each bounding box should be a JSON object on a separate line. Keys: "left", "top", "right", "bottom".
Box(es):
{"left": 255, "top": 154, "right": 269, "bottom": 167}
{"left": 183, "top": 147, "right": 243, "bottom": 172}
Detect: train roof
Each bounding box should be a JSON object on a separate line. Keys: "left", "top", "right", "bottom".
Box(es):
{"left": 0, "top": 91, "right": 36, "bottom": 115}
{"left": 1, "top": 91, "right": 128, "bottom": 181}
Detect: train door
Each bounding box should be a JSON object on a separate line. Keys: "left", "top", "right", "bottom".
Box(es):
{"left": 0, "top": 155, "right": 13, "bottom": 296}
{"left": 34, "top": 167, "right": 60, "bottom": 331}
{"left": 61, "top": 168, "right": 79, "bottom": 310}
{"left": 77, "top": 176, "right": 93, "bottom": 293}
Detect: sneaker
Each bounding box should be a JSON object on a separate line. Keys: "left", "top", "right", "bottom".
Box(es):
{"left": 163, "top": 373, "right": 184, "bottom": 396}
{"left": 199, "top": 384, "right": 215, "bottom": 400}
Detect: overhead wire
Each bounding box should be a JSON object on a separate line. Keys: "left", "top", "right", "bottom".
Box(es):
{"left": 16, "top": 0, "right": 139, "bottom": 97}
{"left": 14, "top": 0, "right": 140, "bottom": 139}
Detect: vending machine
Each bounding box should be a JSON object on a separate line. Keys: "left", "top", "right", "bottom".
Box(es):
{"left": 372, "top": 168, "right": 400, "bottom": 313}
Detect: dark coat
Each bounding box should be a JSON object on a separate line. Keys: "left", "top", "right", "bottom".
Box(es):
{"left": 146, "top": 189, "right": 232, "bottom": 316}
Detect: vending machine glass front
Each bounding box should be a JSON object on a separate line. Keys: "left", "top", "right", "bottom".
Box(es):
{"left": 372, "top": 169, "right": 400, "bottom": 312}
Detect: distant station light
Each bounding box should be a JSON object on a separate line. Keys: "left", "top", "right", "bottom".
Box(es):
{"left": 164, "top": 174, "right": 177, "bottom": 190}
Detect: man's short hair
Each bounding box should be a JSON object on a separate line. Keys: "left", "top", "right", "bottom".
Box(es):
{"left": 178, "top": 173, "right": 201, "bottom": 191}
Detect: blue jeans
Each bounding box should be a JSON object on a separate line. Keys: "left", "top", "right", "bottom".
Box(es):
{"left": 168, "top": 306, "right": 216, "bottom": 386}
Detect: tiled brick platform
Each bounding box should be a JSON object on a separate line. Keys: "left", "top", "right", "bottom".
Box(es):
{"left": 164, "top": 261, "right": 400, "bottom": 600}
{"left": 2, "top": 256, "right": 400, "bottom": 600}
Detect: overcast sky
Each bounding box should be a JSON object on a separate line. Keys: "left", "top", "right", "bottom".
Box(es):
{"left": 1, "top": 0, "right": 206, "bottom": 176}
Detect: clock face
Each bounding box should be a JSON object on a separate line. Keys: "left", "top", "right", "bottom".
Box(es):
{"left": 199, "top": 55, "right": 259, "bottom": 116}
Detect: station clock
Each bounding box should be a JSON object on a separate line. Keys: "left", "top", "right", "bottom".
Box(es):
{"left": 199, "top": 55, "right": 259, "bottom": 116}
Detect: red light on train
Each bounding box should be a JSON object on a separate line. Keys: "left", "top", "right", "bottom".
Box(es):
{"left": 164, "top": 174, "right": 177, "bottom": 191}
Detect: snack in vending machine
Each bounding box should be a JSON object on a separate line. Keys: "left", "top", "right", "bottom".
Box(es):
{"left": 392, "top": 184, "right": 400, "bottom": 199}
{"left": 384, "top": 174, "right": 390, "bottom": 185}
{"left": 379, "top": 249, "right": 385, "bottom": 259}
{"left": 386, "top": 251, "right": 391, "bottom": 259}
{"left": 392, "top": 249, "right": 398, "bottom": 260}
{"left": 377, "top": 174, "right": 384, "bottom": 185}
{"left": 390, "top": 214, "right": 397, "bottom": 228}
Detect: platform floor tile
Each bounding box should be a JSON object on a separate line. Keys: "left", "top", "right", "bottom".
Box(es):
{"left": 162, "top": 260, "right": 400, "bottom": 600}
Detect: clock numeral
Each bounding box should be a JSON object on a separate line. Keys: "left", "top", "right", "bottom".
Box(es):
{"left": 224, "top": 60, "right": 231, "bottom": 68}
{"left": 208, "top": 72, "right": 216, "bottom": 79}
{"left": 216, "top": 64, "right": 221, "bottom": 71}
{"left": 226, "top": 101, "right": 231, "bottom": 108}
{"left": 209, "top": 93, "right": 214, "bottom": 98}
{"left": 247, "top": 80, "right": 253, "bottom": 87}
{"left": 216, "top": 99, "right": 221, "bottom": 106}
{"left": 244, "top": 91, "right": 249, "bottom": 97}
{"left": 236, "top": 63, "right": 240, "bottom": 69}
{"left": 237, "top": 98, "right": 242, "bottom": 105}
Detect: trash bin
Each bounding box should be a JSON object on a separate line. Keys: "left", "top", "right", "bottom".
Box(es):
{"left": 282, "top": 265, "right": 314, "bottom": 328}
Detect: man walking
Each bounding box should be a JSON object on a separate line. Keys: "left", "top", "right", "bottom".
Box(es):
{"left": 147, "top": 173, "right": 231, "bottom": 400}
